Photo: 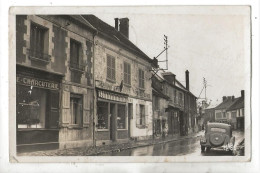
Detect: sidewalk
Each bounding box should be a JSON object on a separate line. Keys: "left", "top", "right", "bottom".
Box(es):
{"left": 18, "top": 131, "right": 204, "bottom": 156}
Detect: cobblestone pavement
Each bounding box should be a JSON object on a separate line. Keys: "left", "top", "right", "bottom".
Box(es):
{"left": 18, "top": 131, "right": 204, "bottom": 156}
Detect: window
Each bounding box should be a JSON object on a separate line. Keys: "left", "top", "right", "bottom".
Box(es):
{"left": 223, "top": 112, "right": 226, "bottom": 118}
{"left": 216, "top": 112, "right": 222, "bottom": 119}
{"left": 97, "top": 102, "right": 109, "bottom": 129}
{"left": 17, "top": 85, "right": 47, "bottom": 128}
{"left": 107, "top": 55, "right": 116, "bottom": 82}
{"left": 139, "top": 69, "right": 145, "bottom": 89}
{"left": 70, "top": 94, "right": 83, "bottom": 126}
{"left": 137, "top": 105, "right": 145, "bottom": 126}
{"left": 117, "top": 104, "right": 126, "bottom": 129}
{"left": 154, "top": 96, "right": 160, "bottom": 110}
{"left": 123, "top": 62, "right": 131, "bottom": 85}
{"left": 70, "top": 39, "right": 83, "bottom": 83}
{"left": 29, "top": 22, "right": 50, "bottom": 61}
{"left": 210, "top": 128, "right": 226, "bottom": 133}
{"left": 178, "top": 93, "right": 183, "bottom": 105}
{"left": 174, "top": 90, "right": 177, "bottom": 103}
{"left": 232, "top": 112, "right": 236, "bottom": 118}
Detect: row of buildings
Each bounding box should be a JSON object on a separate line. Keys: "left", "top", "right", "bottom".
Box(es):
{"left": 16, "top": 15, "right": 197, "bottom": 152}
{"left": 201, "top": 90, "right": 245, "bottom": 130}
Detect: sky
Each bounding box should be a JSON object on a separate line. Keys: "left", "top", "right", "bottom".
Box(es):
{"left": 90, "top": 6, "right": 251, "bottom": 105}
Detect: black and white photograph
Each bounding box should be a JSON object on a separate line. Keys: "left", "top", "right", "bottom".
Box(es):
{"left": 9, "top": 6, "right": 251, "bottom": 161}
{"left": 0, "top": 1, "right": 258, "bottom": 171}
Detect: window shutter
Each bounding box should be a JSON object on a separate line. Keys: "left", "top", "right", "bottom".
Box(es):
{"left": 83, "top": 93, "right": 91, "bottom": 127}
{"left": 62, "top": 91, "right": 70, "bottom": 124}
{"left": 136, "top": 104, "right": 140, "bottom": 125}
{"left": 145, "top": 105, "right": 149, "bottom": 125}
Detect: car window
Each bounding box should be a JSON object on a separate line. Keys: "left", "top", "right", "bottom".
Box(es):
{"left": 210, "top": 127, "right": 226, "bottom": 133}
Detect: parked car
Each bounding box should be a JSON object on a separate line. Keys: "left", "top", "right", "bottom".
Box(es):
{"left": 200, "top": 122, "right": 235, "bottom": 154}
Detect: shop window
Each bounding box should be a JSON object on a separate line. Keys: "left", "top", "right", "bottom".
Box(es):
{"left": 70, "top": 39, "right": 84, "bottom": 83}
{"left": 97, "top": 102, "right": 109, "bottom": 129}
{"left": 117, "top": 104, "right": 126, "bottom": 129}
{"left": 17, "top": 85, "right": 46, "bottom": 128}
{"left": 107, "top": 55, "right": 116, "bottom": 82}
{"left": 70, "top": 94, "right": 83, "bottom": 126}
{"left": 123, "top": 62, "right": 131, "bottom": 86}
{"left": 29, "top": 22, "right": 50, "bottom": 62}
{"left": 137, "top": 104, "right": 145, "bottom": 127}
{"left": 139, "top": 69, "right": 145, "bottom": 89}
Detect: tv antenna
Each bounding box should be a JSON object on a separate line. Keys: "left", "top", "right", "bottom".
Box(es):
{"left": 150, "top": 35, "right": 170, "bottom": 79}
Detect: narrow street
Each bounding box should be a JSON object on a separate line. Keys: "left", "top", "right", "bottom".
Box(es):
{"left": 97, "top": 130, "right": 244, "bottom": 156}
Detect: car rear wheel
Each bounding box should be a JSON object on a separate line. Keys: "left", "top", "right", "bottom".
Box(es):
{"left": 201, "top": 146, "right": 205, "bottom": 152}
{"left": 206, "top": 147, "right": 211, "bottom": 152}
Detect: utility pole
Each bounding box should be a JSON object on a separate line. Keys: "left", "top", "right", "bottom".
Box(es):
{"left": 203, "top": 77, "right": 207, "bottom": 102}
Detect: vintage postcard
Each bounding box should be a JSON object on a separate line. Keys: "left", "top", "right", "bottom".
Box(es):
{"left": 9, "top": 6, "right": 251, "bottom": 163}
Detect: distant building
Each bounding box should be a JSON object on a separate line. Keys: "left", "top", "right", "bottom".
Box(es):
{"left": 226, "top": 90, "right": 245, "bottom": 130}
{"left": 204, "top": 104, "right": 217, "bottom": 123}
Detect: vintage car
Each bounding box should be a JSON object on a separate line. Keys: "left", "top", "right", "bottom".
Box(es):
{"left": 200, "top": 122, "right": 235, "bottom": 153}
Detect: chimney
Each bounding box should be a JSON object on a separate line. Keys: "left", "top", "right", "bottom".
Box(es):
{"left": 185, "top": 70, "right": 189, "bottom": 91}
{"left": 241, "top": 90, "right": 244, "bottom": 98}
{"left": 161, "top": 72, "right": 176, "bottom": 85}
{"left": 119, "top": 18, "right": 129, "bottom": 39}
{"left": 114, "top": 18, "right": 119, "bottom": 31}
{"left": 223, "top": 96, "right": 227, "bottom": 102}
{"left": 232, "top": 96, "right": 235, "bottom": 101}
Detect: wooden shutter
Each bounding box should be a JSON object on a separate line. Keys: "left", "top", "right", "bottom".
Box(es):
{"left": 83, "top": 90, "right": 91, "bottom": 127}
{"left": 136, "top": 104, "right": 140, "bottom": 126}
{"left": 111, "top": 56, "right": 115, "bottom": 80}
{"left": 49, "top": 91, "right": 60, "bottom": 128}
{"left": 145, "top": 105, "right": 149, "bottom": 126}
{"left": 62, "top": 90, "right": 70, "bottom": 124}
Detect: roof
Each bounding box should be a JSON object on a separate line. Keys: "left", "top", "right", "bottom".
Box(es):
{"left": 207, "top": 122, "right": 231, "bottom": 128}
{"left": 82, "top": 15, "right": 152, "bottom": 64}
{"left": 215, "top": 97, "right": 239, "bottom": 110}
{"left": 227, "top": 97, "right": 244, "bottom": 111}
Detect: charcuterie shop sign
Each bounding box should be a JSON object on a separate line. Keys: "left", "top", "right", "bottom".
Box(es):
{"left": 16, "top": 75, "right": 59, "bottom": 90}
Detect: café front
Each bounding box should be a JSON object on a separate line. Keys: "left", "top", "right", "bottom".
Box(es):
{"left": 95, "top": 81, "right": 129, "bottom": 146}
{"left": 16, "top": 66, "right": 62, "bottom": 152}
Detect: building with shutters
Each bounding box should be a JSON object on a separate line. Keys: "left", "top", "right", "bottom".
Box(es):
{"left": 16, "top": 15, "right": 96, "bottom": 152}
{"left": 82, "top": 15, "right": 155, "bottom": 143}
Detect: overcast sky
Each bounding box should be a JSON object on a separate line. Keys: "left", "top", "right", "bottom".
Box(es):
{"left": 91, "top": 6, "right": 250, "bottom": 104}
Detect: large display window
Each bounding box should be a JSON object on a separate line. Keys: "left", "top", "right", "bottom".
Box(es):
{"left": 97, "top": 101, "right": 109, "bottom": 129}
{"left": 17, "top": 84, "right": 59, "bottom": 129}
{"left": 117, "top": 104, "right": 126, "bottom": 129}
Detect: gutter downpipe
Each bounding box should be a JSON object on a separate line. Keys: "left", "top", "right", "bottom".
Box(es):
{"left": 92, "top": 29, "right": 98, "bottom": 148}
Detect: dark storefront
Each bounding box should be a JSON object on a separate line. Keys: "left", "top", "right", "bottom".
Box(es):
{"left": 16, "top": 65, "right": 62, "bottom": 152}
{"left": 95, "top": 88, "right": 129, "bottom": 144}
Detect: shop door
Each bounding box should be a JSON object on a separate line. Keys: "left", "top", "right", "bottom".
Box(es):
{"left": 128, "top": 103, "right": 132, "bottom": 137}
{"left": 48, "top": 91, "right": 60, "bottom": 129}
{"left": 110, "top": 103, "right": 117, "bottom": 141}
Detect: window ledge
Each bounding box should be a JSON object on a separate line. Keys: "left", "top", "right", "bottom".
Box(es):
{"left": 29, "top": 55, "right": 51, "bottom": 63}
{"left": 69, "top": 67, "right": 85, "bottom": 73}
{"left": 97, "top": 129, "right": 109, "bottom": 132}
{"left": 136, "top": 125, "right": 146, "bottom": 129}
{"left": 68, "top": 125, "right": 83, "bottom": 129}
{"left": 106, "top": 78, "right": 116, "bottom": 83}
{"left": 117, "top": 128, "right": 127, "bottom": 131}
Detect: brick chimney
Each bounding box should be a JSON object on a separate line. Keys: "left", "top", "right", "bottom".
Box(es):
{"left": 223, "top": 96, "right": 227, "bottom": 102}
{"left": 232, "top": 96, "right": 235, "bottom": 101}
{"left": 161, "top": 72, "right": 176, "bottom": 85}
{"left": 185, "top": 70, "right": 189, "bottom": 91}
{"left": 241, "top": 90, "right": 244, "bottom": 98}
{"left": 119, "top": 18, "right": 129, "bottom": 39}
{"left": 114, "top": 18, "right": 119, "bottom": 31}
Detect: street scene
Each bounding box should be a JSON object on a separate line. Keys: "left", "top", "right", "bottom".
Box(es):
{"left": 14, "top": 6, "right": 249, "bottom": 158}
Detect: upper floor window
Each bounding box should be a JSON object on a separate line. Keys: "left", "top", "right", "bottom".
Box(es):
{"left": 107, "top": 55, "right": 116, "bottom": 82}
{"left": 174, "top": 90, "right": 177, "bottom": 103}
{"left": 70, "top": 39, "right": 84, "bottom": 83}
{"left": 178, "top": 92, "right": 183, "bottom": 105}
{"left": 123, "top": 62, "right": 131, "bottom": 86}
{"left": 29, "top": 22, "right": 50, "bottom": 62}
{"left": 70, "top": 94, "right": 83, "bottom": 126}
{"left": 137, "top": 104, "right": 145, "bottom": 127}
{"left": 139, "top": 69, "right": 145, "bottom": 89}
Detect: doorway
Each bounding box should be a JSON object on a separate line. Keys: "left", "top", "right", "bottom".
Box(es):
{"left": 110, "top": 103, "right": 117, "bottom": 141}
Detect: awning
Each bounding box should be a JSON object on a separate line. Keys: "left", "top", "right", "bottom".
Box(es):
{"left": 165, "top": 105, "right": 180, "bottom": 112}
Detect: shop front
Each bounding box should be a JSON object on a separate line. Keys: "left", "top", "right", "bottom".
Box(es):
{"left": 166, "top": 106, "right": 181, "bottom": 136}
{"left": 95, "top": 88, "right": 129, "bottom": 145}
{"left": 16, "top": 65, "right": 62, "bottom": 152}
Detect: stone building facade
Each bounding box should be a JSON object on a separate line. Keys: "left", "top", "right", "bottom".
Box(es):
{"left": 16, "top": 15, "right": 96, "bottom": 152}
{"left": 83, "top": 15, "right": 155, "bottom": 144}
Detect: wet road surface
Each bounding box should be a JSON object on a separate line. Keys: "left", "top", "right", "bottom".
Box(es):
{"left": 98, "top": 131, "right": 244, "bottom": 156}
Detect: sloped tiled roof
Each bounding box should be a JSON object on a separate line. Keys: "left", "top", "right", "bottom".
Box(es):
{"left": 82, "top": 15, "right": 152, "bottom": 63}
{"left": 227, "top": 97, "right": 244, "bottom": 111}
{"left": 215, "top": 97, "right": 239, "bottom": 110}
